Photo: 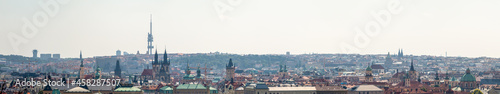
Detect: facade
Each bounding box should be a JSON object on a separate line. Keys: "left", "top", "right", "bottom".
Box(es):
{"left": 316, "top": 86, "right": 348, "bottom": 94}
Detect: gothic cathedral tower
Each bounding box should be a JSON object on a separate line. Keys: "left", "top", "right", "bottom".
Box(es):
{"left": 79, "top": 51, "right": 84, "bottom": 79}
{"left": 365, "top": 63, "right": 374, "bottom": 82}
{"left": 226, "top": 59, "right": 235, "bottom": 80}
{"left": 159, "top": 49, "right": 171, "bottom": 83}
{"left": 152, "top": 49, "right": 160, "bottom": 79}
{"left": 385, "top": 52, "right": 393, "bottom": 68}
{"left": 408, "top": 58, "right": 418, "bottom": 81}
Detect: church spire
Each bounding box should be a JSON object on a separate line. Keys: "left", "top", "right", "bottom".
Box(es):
{"left": 163, "top": 49, "right": 167, "bottom": 64}
{"left": 115, "top": 60, "right": 121, "bottom": 78}
{"left": 196, "top": 65, "right": 201, "bottom": 77}
{"left": 186, "top": 60, "right": 191, "bottom": 75}
{"left": 410, "top": 58, "right": 415, "bottom": 71}
{"left": 444, "top": 71, "right": 450, "bottom": 80}
{"left": 154, "top": 49, "right": 158, "bottom": 64}
{"left": 466, "top": 68, "right": 471, "bottom": 74}
{"left": 227, "top": 58, "right": 234, "bottom": 68}
{"left": 80, "top": 51, "right": 83, "bottom": 67}
{"left": 434, "top": 71, "right": 440, "bottom": 80}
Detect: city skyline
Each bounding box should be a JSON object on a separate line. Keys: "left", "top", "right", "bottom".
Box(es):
{"left": 2, "top": 0, "right": 500, "bottom": 58}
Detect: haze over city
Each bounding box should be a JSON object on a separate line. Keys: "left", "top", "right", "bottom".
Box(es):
{"left": 2, "top": 0, "right": 500, "bottom": 58}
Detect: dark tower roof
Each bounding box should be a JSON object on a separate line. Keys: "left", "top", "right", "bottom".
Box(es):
{"left": 186, "top": 61, "right": 190, "bottom": 75}
{"left": 115, "top": 60, "right": 121, "bottom": 69}
{"left": 80, "top": 51, "right": 83, "bottom": 67}
{"left": 444, "top": 71, "right": 450, "bottom": 80}
{"left": 279, "top": 65, "right": 283, "bottom": 72}
{"left": 398, "top": 49, "right": 401, "bottom": 56}
{"left": 163, "top": 49, "right": 168, "bottom": 65}
{"left": 409, "top": 58, "right": 415, "bottom": 71}
{"left": 227, "top": 58, "right": 234, "bottom": 68}
{"left": 366, "top": 65, "right": 372, "bottom": 71}
{"left": 115, "top": 60, "right": 121, "bottom": 77}
{"left": 401, "top": 49, "right": 403, "bottom": 56}
{"left": 154, "top": 49, "right": 158, "bottom": 64}
{"left": 387, "top": 52, "right": 391, "bottom": 58}
{"left": 434, "top": 71, "right": 440, "bottom": 80}
{"left": 284, "top": 64, "right": 287, "bottom": 72}
{"left": 43, "top": 84, "right": 52, "bottom": 91}
{"left": 196, "top": 66, "right": 201, "bottom": 77}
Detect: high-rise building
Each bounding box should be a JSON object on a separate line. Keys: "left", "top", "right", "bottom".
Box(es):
{"left": 32, "top": 49, "right": 38, "bottom": 58}
{"left": 52, "top": 54, "right": 60, "bottom": 59}
{"left": 40, "top": 54, "right": 52, "bottom": 60}
{"left": 116, "top": 50, "right": 121, "bottom": 56}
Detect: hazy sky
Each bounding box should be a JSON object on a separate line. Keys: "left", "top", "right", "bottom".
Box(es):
{"left": 1, "top": 0, "right": 500, "bottom": 58}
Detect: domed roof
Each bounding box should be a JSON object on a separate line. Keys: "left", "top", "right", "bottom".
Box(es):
{"left": 460, "top": 68, "right": 476, "bottom": 82}
{"left": 366, "top": 66, "right": 372, "bottom": 71}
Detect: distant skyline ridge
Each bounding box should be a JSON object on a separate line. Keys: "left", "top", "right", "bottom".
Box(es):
{"left": 1, "top": 50, "right": 495, "bottom": 59}
{"left": 1, "top": 0, "right": 500, "bottom": 58}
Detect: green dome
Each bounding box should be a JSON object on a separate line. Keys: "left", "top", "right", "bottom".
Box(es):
{"left": 460, "top": 68, "right": 476, "bottom": 82}
{"left": 460, "top": 74, "right": 475, "bottom": 82}
{"left": 366, "top": 66, "right": 372, "bottom": 71}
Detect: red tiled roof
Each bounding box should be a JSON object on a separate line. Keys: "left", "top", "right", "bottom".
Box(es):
{"left": 392, "top": 72, "right": 405, "bottom": 78}
{"left": 141, "top": 69, "right": 154, "bottom": 76}
{"left": 83, "top": 75, "right": 93, "bottom": 79}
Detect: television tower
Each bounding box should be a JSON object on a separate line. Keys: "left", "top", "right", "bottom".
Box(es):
{"left": 147, "top": 14, "right": 154, "bottom": 55}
